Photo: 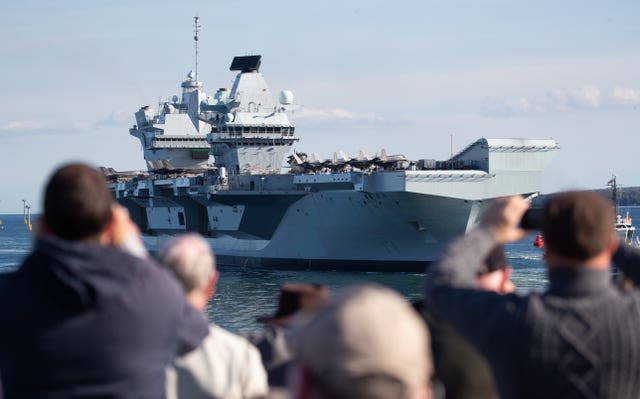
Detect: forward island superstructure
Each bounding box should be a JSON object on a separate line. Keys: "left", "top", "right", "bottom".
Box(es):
{"left": 106, "top": 18, "right": 559, "bottom": 271}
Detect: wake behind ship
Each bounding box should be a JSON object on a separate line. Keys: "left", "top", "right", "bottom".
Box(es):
{"left": 104, "top": 18, "right": 559, "bottom": 271}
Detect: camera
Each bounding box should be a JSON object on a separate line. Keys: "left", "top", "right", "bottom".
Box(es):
{"left": 519, "top": 208, "right": 543, "bottom": 230}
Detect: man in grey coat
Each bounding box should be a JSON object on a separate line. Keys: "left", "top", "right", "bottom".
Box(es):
{"left": 160, "top": 233, "right": 268, "bottom": 399}
{"left": 425, "top": 191, "right": 640, "bottom": 399}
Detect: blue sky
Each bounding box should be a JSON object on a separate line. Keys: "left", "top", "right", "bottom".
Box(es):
{"left": 1, "top": 0, "right": 639, "bottom": 213}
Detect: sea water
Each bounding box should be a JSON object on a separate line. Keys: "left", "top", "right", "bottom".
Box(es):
{"left": 2, "top": 208, "right": 637, "bottom": 333}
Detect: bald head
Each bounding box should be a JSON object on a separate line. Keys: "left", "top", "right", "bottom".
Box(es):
{"left": 295, "top": 284, "right": 432, "bottom": 399}
{"left": 159, "top": 233, "right": 216, "bottom": 294}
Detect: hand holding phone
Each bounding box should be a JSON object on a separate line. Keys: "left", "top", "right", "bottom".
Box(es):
{"left": 109, "top": 204, "right": 148, "bottom": 258}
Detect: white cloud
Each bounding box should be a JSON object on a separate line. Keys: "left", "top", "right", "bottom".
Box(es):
{"left": 482, "top": 85, "right": 638, "bottom": 117}
{"left": 96, "top": 109, "right": 131, "bottom": 127}
{"left": 612, "top": 87, "right": 640, "bottom": 106}
{"left": 290, "top": 107, "right": 415, "bottom": 128}
{"left": 0, "top": 110, "right": 131, "bottom": 136}
{"left": 576, "top": 85, "right": 601, "bottom": 107}
{"left": 294, "top": 107, "right": 384, "bottom": 123}
{"left": 1, "top": 120, "right": 46, "bottom": 131}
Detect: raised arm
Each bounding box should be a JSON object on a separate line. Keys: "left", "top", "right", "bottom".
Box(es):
{"left": 424, "top": 196, "right": 529, "bottom": 352}
{"left": 613, "top": 243, "right": 640, "bottom": 286}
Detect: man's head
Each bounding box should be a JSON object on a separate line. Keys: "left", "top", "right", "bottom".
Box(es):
{"left": 43, "top": 163, "right": 114, "bottom": 241}
{"left": 293, "top": 284, "right": 432, "bottom": 399}
{"left": 158, "top": 233, "right": 217, "bottom": 310}
{"left": 542, "top": 191, "right": 617, "bottom": 266}
{"left": 476, "top": 245, "right": 515, "bottom": 294}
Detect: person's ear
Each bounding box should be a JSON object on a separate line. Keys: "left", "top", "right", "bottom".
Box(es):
{"left": 100, "top": 204, "right": 127, "bottom": 245}
{"left": 34, "top": 218, "right": 50, "bottom": 240}
{"left": 204, "top": 272, "right": 219, "bottom": 300}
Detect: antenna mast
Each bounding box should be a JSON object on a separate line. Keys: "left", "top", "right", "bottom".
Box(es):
{"left": 193, "top": 16, "right": 201, "bottom": 83}
{"left": 450, "top": 133, "right": 453, "bottom": 158}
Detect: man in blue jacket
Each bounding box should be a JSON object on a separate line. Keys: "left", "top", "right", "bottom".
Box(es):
{"left": 0, "top": 163, "right": 209, "bottom": 398}
{"left": 426, "top": 191, "right": 640, "bottom": 399}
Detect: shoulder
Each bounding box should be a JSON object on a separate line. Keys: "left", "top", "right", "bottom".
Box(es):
{"left": 0, "top": 271, "right": 19, "bottom": 310}
{"left": 96, "top": 248, "right": 189, "bottom": 318}
{"left": 206, "top": 325, "right": 263, "bottom": 361}
{"left": 209, "top": 325, "right": 258, "bottom": 350}
{"left": 109, "top": 249, "right": 182, "bottom": 294}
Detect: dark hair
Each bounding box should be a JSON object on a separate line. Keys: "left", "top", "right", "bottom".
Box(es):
{"left": 478, "top": 245, "right": 508, "bottom": 275}
{"left": 542, "top": 191, "right": 615, "bottom": 260}
{"left": 43, "top": 163, "right": 114, "bottom": 240}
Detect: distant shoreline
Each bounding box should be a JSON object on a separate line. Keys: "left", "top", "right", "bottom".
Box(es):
{"left": 533, "top": 187, "right": 640, "bottom": 207}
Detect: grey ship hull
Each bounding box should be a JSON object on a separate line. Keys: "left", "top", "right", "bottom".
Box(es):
{"left": 137, "top": 190, "right": 484, "bottom": 272}
{"left": 216, "top": 190, "right": 485, "bottom": 272}
{"left": 117, "top": 153, "right": 553, "bottom": 271}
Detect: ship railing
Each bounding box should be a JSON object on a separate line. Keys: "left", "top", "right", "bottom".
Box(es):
{"left": 213, "top": 126, "right": 296, "bottom": 136}
{"left": 435, "top": 159, "right": 480, "bottom": 170}
{"left": 150, "top": 140, "right": 210, "bottom": 149}
{"left": 208, "top": 132, "right": 297, "bottom": 140}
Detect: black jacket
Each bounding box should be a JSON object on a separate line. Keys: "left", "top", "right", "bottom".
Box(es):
{"left": 425, "top": 227, "right": 640, "bottom": 399}
{"left": 0, "top": 237, "right": 208, "bottom": 399}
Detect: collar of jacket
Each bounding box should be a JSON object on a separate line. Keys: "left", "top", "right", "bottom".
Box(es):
{"left": 546, "top": 267, "right": 611, "bottom": 297}
{"left": 25, "top": 236, "right": 139, "bottom": 309}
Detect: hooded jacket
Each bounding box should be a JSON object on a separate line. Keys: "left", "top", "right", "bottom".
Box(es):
{"left": 0, "top": 236, "right": 208, "bottom": 399}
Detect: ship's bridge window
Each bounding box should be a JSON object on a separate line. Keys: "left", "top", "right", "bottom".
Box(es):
{"left": 178, "top": 212, "right": 185, "bottom": 226}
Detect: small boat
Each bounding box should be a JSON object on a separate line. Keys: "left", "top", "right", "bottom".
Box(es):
{"left": 608, "top": 175, "right": 638, "bottom": 246}
{"left": 533, "top": 233, "right": 544, "bottom": 248}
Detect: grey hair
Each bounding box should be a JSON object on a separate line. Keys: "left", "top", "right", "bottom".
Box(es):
{"left": 158, "top": 233, "right": 216, "bottom": 292}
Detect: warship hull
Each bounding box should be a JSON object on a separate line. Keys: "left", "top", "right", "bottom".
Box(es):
{"left": 140, "top": 190, "right": 480, "bottom": 272}
{"left": 119, "top": 162, "right": 552, "bottom": 271}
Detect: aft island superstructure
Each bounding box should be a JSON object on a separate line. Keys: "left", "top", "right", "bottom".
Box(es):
{"left": 106, "top": 18, "right": 559, "bottom": 271}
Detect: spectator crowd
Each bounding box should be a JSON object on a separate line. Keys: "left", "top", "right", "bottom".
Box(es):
{"left": 1, "top": 162, "right": 640, "bottom": 399}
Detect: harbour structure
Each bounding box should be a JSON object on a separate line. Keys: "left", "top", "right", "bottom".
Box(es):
{"left": 21, "top": 199, "right": 32, "bottom": 232}
{"left": 106, "top": 18, "right": 559, "bottom": 271}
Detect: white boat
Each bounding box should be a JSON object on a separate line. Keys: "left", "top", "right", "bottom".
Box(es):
{"left": 609, "top": 175, "right": 638, "bottom": 246}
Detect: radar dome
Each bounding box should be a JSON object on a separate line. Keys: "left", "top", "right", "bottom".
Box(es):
{"left": 164, "top": 103, "right": 176, "bottom": 114}
{"left": 279, "top": 90, "right": 294, "bottom": 105}
{"left": 171, "top": 95, "right": 179, "bottom": 103}
{"left": 225, "top": 113, "right": 235, "bottom": 122}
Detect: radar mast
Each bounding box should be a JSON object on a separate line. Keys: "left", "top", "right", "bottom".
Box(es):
{"left": 193, "top": 16, "right": 200, "bottom": 83}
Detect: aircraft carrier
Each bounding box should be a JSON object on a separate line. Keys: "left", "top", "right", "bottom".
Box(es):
{"left": 104, "top": 17, "right": 559, "bottom": 271}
